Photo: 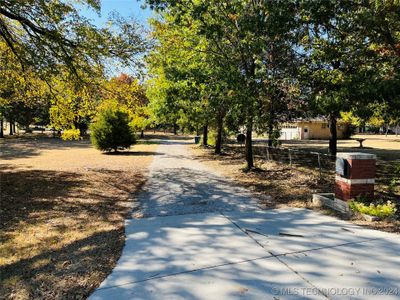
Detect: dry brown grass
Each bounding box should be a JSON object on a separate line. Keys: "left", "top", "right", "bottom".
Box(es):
{"left": 0, "top": 136, "right": 158, "bottom": 299}
{"left": 191, "top": 145, "right": 331, "bottom": 208}
{"left": 190, "top": 145, "right": 400, "bottom": 234}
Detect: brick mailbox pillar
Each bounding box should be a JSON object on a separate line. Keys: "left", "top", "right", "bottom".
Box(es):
{"left": 335, "top": 153, "right": 376, "bottom": 205}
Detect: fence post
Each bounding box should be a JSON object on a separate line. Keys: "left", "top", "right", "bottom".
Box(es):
{"left": 266, "top": 147, "right": 270, "bottom": 161}
{"left": 317, "top": 153, "right": 322, "bottom": 179}
{"left": 289, "top": 149, "right": 292, "bottom": 167}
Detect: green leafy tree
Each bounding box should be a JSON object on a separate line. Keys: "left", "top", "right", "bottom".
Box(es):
{"left": 0, "top": 1, "right": 147, "bottom": 137}
{"left": 146, "top": 0, "right": 301, "bottom": 167}
{"left": 90, "top": 107, "right": 136, "bottom": 152}
{"left": 362, "top": 0, "right": 400, "bottom": 132}
{"left": 298, "top": 1, "right": 367, "bottom": 155}
{"left": 147, "top": 0, "right": 399, "bottom": 161}
{"left": 0, "top": 41, "right": 52, "bottom": 135}
{"left": 49, "top": 76, "right": 98, "bottom": 137}
{"left": 104, "top": 73, "right": 150, "bottom": 137}
{"left": 0, "top": 0, "right": 145, "bottom": 78}
{"left": 146, "top": 15, "right": 211, "bottom": 138}
{"left": 299, "top": 0, "right": 400, "bottom": 154}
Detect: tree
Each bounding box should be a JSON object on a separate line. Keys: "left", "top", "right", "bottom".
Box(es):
{"left": 0, "top": 41, "right": 23, "bottom": 136}
{"left": 299, "top": 0, "right": 400, "bottom": 155}
{"left": 47, "top": 72, "right": 149, "bottom": 140}
{"left": 104, "top": 74, "right": 150, "bottom": 137}
{"left": 49, "top": 75, "right": 98, "bottom": 138}
{"left": 146, "top": 15, "right": 211, "bottom": 138}
{"left": 0, "top": 105, "right": 6, "bottom": 138}
{"left": 0, "top": 0, "right": 145, "bottom": 79}
{"left": 298, "top": 1, "right": 374, "bottom": 155}
{"left": 146, "top": 0, "right": 399, "bottom": 161}
{"left": 146, "top": 0, "right": 301, "bottom": 167}
{"left": 0, "top": 1, "right": 147, "bottom": 136}
{"left": 0, "top": 40, "right": 52, "bottom": 135}
{"left": 362, "top": 0, "right": 400, "bottom": 133}
{"left": 90, "top": 107, "right": 136, "bottom": 152}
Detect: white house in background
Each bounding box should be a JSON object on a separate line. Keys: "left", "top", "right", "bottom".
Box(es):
{"left": 280, "top": 119, "right": 349, "bottom": 140}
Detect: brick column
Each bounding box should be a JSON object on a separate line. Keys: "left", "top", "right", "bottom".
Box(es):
{"left": 335, "top": 153, "right": 376, "bottom": 202}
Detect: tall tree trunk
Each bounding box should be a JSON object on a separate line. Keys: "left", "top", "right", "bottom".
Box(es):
{"left": 12, "top": 122, "right": 16, "bottom": 134}
{"left": 267, "top": 103, "right": 276, "bottom": 147}
{"left": 215, "top": 116, "right": 223, "bottom": 154}
{"left": 203, "top": 124, "right": 208, "bottom": 146}
{"left": 9, "top": 120, "right": 13, "bottom": 135}
{"left": 267, "top": 120, "right": 273, "bottom": 147}
{"left": 329, "top": 113, "right": 338, "bottom": 156}
{"left": 173, "top": 123, "right": 177, "bottom": 135}
{"left": 245, "top": 122, "right": 254, "bottom": 170}
{"left": 0, "top": 118, "right": 4, "bottom": 138}
{"left": 140, "top": 130, "right": 144, "bottom": 138}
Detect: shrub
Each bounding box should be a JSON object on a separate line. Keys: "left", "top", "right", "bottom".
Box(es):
{"left": 61, "top": 128, "right": 80, "bottom": 141}
{"left": 349, "top": 200, "right": 397, "bottom": 219}
{"left": 90, "top": 108, "right": 136, "bottom": 152}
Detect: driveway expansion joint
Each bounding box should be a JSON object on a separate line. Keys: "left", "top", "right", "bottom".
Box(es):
{"left": 95, "top": 254, "right": 275, "bottom": 291}
{"left": 90, "top": 140, "right": 400, "bottom": 300}
{"left": 219, "top": 211, "right": 383, "bottom": 300}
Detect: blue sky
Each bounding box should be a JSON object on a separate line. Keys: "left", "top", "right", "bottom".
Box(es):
{"left": 79, "top": 0, "right": 153, "bottom": 28}
{"left": 78, "top": 0, "right": 154, "bottom": 76}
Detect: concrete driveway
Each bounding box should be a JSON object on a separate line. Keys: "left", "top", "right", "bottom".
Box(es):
{"left": 90, "top": 139, "right": 400, "bottom": 300}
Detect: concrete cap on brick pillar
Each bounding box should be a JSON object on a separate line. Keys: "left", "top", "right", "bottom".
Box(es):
{"left": 337, "top": 152, "right": 376, "bottom": 160}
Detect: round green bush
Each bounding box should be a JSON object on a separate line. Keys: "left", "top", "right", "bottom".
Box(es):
{"left": 90, "top": 108, "right": 136, "bottom": 152}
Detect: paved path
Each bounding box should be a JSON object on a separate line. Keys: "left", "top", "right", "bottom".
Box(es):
{"left": 131, "top": 139, "right": 261, "bottom": 217}
{"left": 90, "top": 139, "right": 400, "bottom": 300}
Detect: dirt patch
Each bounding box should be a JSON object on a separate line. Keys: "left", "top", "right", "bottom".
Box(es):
{"left": 190, "top": 145, "right": 330, "bottom": 208}
{"left": 190, "top": 145, "right": 400, "bottom": 234}
{"left": 0, "top": 136, "right": 157, "bottom": 299}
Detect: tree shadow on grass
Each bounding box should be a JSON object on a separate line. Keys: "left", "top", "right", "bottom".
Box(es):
{"left": 0, "top": 136, "right": 91, "bottom": 160}
{"left": 0, "top": 229, "right": 124, "bottom": 299}
{"left": 0, "top": 164, "right": 145, "bottom": 299}
{"left": 0, "top": 165, "right": 85, "bottom": 233}
{"left": 103, "top": 151, "right": 164, "bottom": 156}
{"left": 0, "top": 165, "right": 142, "bottom": 233}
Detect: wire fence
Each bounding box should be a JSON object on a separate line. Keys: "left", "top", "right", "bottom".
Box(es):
{"left": 375, "top": 160, "right": 400, "bottom": 202}
{"left": 226, "top": 141, "right": 399, "bottom": 203}
{"left": 253, "top": 146, "right": 335, "bottom": 181}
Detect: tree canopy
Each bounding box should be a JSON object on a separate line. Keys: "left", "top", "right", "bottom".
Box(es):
{"left": 1, "top": 0, "right": 399, "bottom": 161}
{"left": 145, "top": 0, "right": 400, "bottom": 164}
{"left": 0, "top": 0, "right": 148, "bottom": 139}
{"left": 0, "top": 0, "right": 146, "bottom": 78}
